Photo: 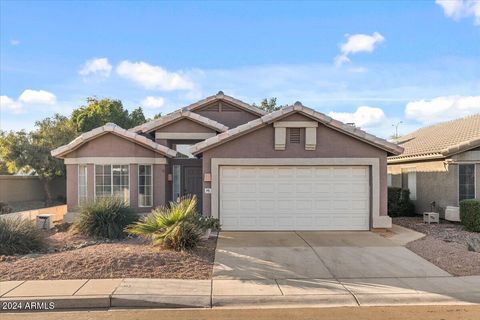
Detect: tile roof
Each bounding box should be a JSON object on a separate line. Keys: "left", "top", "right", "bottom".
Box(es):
{"left": 129, "top": 110, "right": 229, "bottom": 133}
{"left": 388, "top": 114, "right": 480, "bottom": 163}
{"left": 190, "top": 102, "right": 403, "bottom": 156}
{"left": 51, "top": 123, "right": 177, "bottom": 159}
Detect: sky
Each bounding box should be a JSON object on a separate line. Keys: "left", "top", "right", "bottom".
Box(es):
{"left": 1, "top": 0, "right": 479, "bottom": 139}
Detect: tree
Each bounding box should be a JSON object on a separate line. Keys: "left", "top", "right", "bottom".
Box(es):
{"left": 252, "top": 97, "right": 287, "bottom": 113}
{"left": 71, "top": 97, "right": 147, "bottom": 132}
{"left": 1, "top": 114, "right": 78, "bottom": 204}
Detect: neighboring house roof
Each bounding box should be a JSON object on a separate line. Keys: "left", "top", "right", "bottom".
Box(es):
{"left": 130, "top": 110, "right": 229, "bottom": 134}
{"left": 51, "top": 123, "right": 177, "bottom": 159}
{"left": 185, "top": 91, "right": 267, "bottom": 116}
{"left": 190, "top": 102, "right": 403, "bottom": 156}
{"left": 388, "top": 114, "right": 480, "bottom": 163}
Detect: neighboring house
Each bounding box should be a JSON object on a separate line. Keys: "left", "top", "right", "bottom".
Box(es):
{"left": 52, "top": 91, "right": 402, "bottom": 231}
{"left": 387, "top": 115, "right": 480, "bottom": 217}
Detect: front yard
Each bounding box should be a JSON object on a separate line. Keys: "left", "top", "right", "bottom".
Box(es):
{"left": 394, "top": 217, "right": 480, "bottom": 276}
{"left": 0, "top": 225, "right": 216, "bottom": 281}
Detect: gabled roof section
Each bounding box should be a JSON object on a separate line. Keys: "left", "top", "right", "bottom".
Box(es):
{"left": 190, "top": 102, "right": 403, "bottom": 156}
{"left": 185, "top": 91, "right": 267, "bottom": 116}
{"left": 51, "top": 123, "right": 177, "bottom": 159}
{"left": 388, "top": 114, "right": 480, "bottom": 163}
{"left": 129, "top": 110, "right": 229, "bottom": 134}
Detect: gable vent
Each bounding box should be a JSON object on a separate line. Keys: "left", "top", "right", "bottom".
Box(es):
{"left": 221, "top": 103, "right": 240, "bottom": 112}
{"left": 289, "top": 128, "right": 301, "bottom": 144}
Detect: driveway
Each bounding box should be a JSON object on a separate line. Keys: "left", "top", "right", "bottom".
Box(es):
{"left": 213, "top": 231, "right": 451, "bottom": 279}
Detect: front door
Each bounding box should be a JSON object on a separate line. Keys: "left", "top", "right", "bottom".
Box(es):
{"left": 183, "top": 166, "right": 203, "bottom": 212}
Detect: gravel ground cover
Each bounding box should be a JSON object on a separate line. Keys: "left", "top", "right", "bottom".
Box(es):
{"left": 0, "top": 226, "right": 216, "bottom": 281}
{"left": 393, "top": 217, "right": 480, "bottom": 276}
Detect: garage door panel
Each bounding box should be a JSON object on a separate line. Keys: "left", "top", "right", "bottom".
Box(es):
{"left": 220, "top": 165, "right": 370, "bottom": 231}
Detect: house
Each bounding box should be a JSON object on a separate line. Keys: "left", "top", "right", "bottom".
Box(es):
{"left": 387, "top": 115, "right": 480, "bottom": 217}
{"left": 51, "top": 91, "right": 402, "bottom": 231}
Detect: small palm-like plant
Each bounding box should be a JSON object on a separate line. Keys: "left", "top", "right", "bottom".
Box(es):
{"left": 126, "top": 195, "right": 202, "bottom": 251}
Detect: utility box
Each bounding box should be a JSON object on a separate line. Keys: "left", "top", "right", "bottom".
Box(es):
{"left": 36, "top": 214, "right": 54, "bottom": 230}
{"left": 445, "top": 206, "right": 460, "bottom": 222}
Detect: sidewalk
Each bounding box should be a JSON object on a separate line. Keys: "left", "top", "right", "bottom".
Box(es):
{"left": 1, "top": 276, "right": 480, "bottom": 311}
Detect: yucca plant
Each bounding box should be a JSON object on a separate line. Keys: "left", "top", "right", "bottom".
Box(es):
{"left": 0, "top": 217, "right": 45, "bottom": 255}
{"left": 75, "top": 197, "right": 138, "bottom": 239}
{"left": 126, "top": 195, "right": 202, "bottom": 251}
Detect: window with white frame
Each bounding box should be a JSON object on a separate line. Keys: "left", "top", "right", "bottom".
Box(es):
{"left": 95, "top": 165, "right": 129, "bottom": 203}
{"left": 78, "top": 164, "right": 88, "bottom": 205}
{"left": 459, "top": 164, "right": 475, "bottom": 202}
{"left": 401, "top": 168, "right": 417, "bottom": 200}
{"left": 138, "top": 165, "right": 153, "bottom": 207}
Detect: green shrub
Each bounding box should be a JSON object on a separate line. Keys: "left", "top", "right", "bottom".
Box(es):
{"left": 127, "top": 195, "right": 202, "bottom": 251}
{"left": 388, "top": 187, "right": 415, "bottom": 217}
{"left": 0, "top": 218, "right": 45, "bottom": 255}
{"left": 460, "top": 199, "right": 480, "bottom": 233}
{"left": 75, "top": 197, "right": 138, "bottom": 239}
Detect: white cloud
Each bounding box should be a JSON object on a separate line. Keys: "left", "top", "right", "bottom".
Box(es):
{"left": 328, "top": 106, "right": 386, "bottom": 128}
{"left": 18, "top": 89, "right": 57, "bottom": 105}
{"left": 405, "top": 95, "right": 480, "bottom": 124}
{"left": 116, "top": 60, "right": 194, "bottom": 91}
{"left": 0, "top": 95, "right": 23, "bottom": 113}
{"left": 10, "top": 39, "right": 20, "bottom": 46}
{"left": 436, "top": 0, "right": 480, "bottom": 25}
{"left": 141, "top": 96, "right": 165, "bottom": 108}
{"left": 335, "top": 32, "right": 385, "bottom": 66}
{"left": 79, "top": 57, "right": 112, "bottom": 78}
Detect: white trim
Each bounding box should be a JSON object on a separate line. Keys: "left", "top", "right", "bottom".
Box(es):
{"left": 155, "top": 132, "right": 216, "bottom": 140}
{"left": 138, "top": 164, "right": 153, "bottom": 208}
{"left": 210, "top": 157, "right": 388, "bottom": 229}
{"left": 65, "top": 157, "right": 167, "bottom": 165}
{"left": 273, "top": 121, "right": 319, "bottom": 128}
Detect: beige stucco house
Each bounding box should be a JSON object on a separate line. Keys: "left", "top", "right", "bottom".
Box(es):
{"left": 52, "top": 92, "right": 402, "bottom": 231}
{"left": 388, "top": 115, "right": 480, "bottom": 217}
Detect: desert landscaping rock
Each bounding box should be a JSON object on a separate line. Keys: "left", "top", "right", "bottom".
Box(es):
{"left": 467, "top": 238, "right": 480, "bottom": 253}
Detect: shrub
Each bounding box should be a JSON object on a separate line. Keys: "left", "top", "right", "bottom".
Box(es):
{"left": 0, "top": 218, "right": 45, "bottom": 255}
{"left": 460, "top": 199, "right": 480, "bottom": 233}
{"left": 127, "top": 195, "right": 202, "bottom": 251}
{"left": 194, "top": 215, "right": 221, "bottom": 231}
{"left": 388, "top": 187, "right": 415, "bottom": 217}
{"left": 75, "top": 197, "right": 138, "bottom": 239}
{"left": 0, "top": 202, "right": 13, "bottom": 215}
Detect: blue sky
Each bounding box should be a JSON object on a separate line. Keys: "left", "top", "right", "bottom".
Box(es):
{"left": 1, "top": 0, "right": 479, "bottom": 138}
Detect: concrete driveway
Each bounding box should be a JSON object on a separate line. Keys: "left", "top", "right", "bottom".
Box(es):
{"left": 213, "top": 231, "right": 451, "bottom": 280}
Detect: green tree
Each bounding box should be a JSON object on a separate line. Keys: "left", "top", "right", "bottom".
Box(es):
{"left": 71, "top": 97, "right": 147, "bottom": 132}
{"left": 252, "top": 97, "right": 287, "bottom": 113}
{"left": 1, "top": 115, "right": 78, "bottom": 204}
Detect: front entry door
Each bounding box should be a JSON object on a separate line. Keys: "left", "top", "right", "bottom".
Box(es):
{"left": 183, "top": 166, "right": 203, "bottom": 212}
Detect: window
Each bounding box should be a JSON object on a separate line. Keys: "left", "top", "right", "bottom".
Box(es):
{"left": 401, "top": 168, "right": 416, "bottom": 200}
{"left": 289, "top": 128, "right": 301, "bottom": 144}
{"left": 459, "top": 164, "right": 475, "bottom": 202}
{"left": 78, "top": 165, "right": 88, "bottom": 205}
{"left": 174, "top": 144, "right": 196, "bottom": 158}
{"left": 95, "top": 165, "right": 129, "bottom": 203}
{"left": 172, "top": 165, "right": 181, "bottom": 201}
{"left": 138, "top": 165, "right": 153, "bottom": 207}
{"left": 387, "top": 173, "right": 392, "bottom": 187}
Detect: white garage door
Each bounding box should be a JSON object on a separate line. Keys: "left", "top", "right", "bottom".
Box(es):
{"left": 219, "top": 166, "right": 370, "bottom": 231}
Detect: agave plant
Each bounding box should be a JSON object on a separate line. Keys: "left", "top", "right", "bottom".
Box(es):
{"left": 126, "top": 195, "right": 202, "bottom": 251}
